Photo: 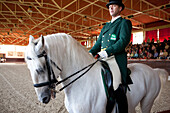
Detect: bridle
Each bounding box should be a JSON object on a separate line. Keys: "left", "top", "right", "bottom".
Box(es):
{"left": 27, "top": 50, "right": 98, "bottom": 92}
{"left": 27, "top": 50, "right": 61, "bottom": 89}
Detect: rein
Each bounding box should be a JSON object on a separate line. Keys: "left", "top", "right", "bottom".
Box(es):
{"left": 27, "top": 50, "right": 98, "bottom": 92}
{"left": 57, "top": 59, "right": 98, "bottom": 91}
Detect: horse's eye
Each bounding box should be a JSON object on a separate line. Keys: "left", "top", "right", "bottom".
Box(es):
{"left": 36, "top": 67, "right": 44, "bottom": 74}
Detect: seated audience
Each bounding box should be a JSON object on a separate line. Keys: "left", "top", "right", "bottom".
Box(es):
{"left": 126, "top": 38, "right": 169, "bottom": 59}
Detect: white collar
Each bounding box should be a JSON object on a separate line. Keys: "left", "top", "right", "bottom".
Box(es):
{"left": 111, "top": 16, "right": 121, "bottom": 23}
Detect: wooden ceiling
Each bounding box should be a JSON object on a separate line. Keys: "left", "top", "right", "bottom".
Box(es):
{"left": 0, "top": 0, "right": 169, "bottom": 45}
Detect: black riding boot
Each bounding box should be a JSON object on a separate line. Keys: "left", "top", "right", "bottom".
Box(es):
{"left": 115, "top": 84, "right": 128, "bottom": 113}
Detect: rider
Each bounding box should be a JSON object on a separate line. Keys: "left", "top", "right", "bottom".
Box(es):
{"left": 89, "top": 0, "right": 133, "bottom": 112}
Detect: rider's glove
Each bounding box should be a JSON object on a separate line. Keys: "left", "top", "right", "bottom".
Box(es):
{"left": 98, "top": 51, "right": 108, "bottom": 59}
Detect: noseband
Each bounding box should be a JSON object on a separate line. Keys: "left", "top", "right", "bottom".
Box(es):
{"left": 27, "top": 50, "right": 98, "bottom": 92}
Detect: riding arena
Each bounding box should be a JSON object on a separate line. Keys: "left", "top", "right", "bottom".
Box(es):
{"left": 0, "top": 0, "right": 170, "bottom": 113}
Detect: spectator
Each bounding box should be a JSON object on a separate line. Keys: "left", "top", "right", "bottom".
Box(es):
{"left": 158, "top": 43, "right": 164, "bottom": 53}
{"left": 146, "top": 47, "right": 150, "bottom": 53}
{"left": 151, "top": 44, "right": 156, "bottom": 50}
{"left": 130, "top": 50, "right": 135, "bottom": 58}
{"left": 163, "top": 38, "right": 167, "bottom": 43}
{"left": 157, "top": 39, "right": 160, "bottom": 44}
{"left": 165, "top": 43, "right": 169, "bottom": 50}
{"left": 155, "top": 45, "right": 159, "bottom": 52}
{"left": 141, "top": 42, "right": 144, "bottom": 48}
{"left": 138, "top": 48, "right": 143, "bottom": 58}
{"left": 153, "top": 50, "right": 159, "bottom": 59}
{"left": 143, "top": 50, "right": 148, "bottom": 59}
{"left": 134, "top": 51, "right": 139, "bottom": 58}
{"left": 163, "top": 49, "right": 168, "bottom": 59}
{"left": 147, "top": 51, "right": 153, "bottom": 59}
{"left": 168, "top": 37, "right": 170, "bottom": 44}
{"left": 147, "top": 37, "right": 150, "bottom": 44}
{"left": 127, "top": 51, "right": 131, "bottom": 59}
{"left": 159, "top": 50, "right": 164, "bottom": 59}
{"left": 151, "top": 44, "right": 156, "bottom": 56}
{"left": 151, "top": 38, "right": 154, "bottom": 44}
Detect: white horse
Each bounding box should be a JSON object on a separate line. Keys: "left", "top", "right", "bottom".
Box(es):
{"left": 25, "top": 33, "right": 168, "bottom": 113}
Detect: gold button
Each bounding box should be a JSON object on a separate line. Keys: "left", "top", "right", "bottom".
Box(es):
{"left": 102, "top": 41, "right": 103, "bottom": 43}
{"left": 109, "top": 34, "right": 111, "bottom": 36}
{"left": 103, "top": 35, "right": 104, "bottom": 37}
{"left": 108, "top": 40, "right": 109, "bottom": 42}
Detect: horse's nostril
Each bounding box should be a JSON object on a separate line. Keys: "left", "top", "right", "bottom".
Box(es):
{"left": 42, "top": 97, "right": 48, "bottom": 103}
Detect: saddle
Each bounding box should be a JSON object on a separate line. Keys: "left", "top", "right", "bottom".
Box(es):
{"left": 100, "top": 60, "right": 129, "bottom": 113}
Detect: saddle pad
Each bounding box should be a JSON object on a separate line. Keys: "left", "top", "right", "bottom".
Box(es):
{"left": 103, "top": 56, "right": 121, "bottom": 90}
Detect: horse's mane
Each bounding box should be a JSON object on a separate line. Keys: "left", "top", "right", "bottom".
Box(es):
{"left": 44, "top": 33, "right": 89, "bottom": 57}
{"left": 43, "top": 33, "right": 95, "bottom": 70}
{"left": 44, "top": 33, "right": 86, "bottom": 50}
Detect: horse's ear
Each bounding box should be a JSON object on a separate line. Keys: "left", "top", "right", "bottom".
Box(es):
{"left": 41, "top": 35, "right": 44, "bottom": 46}
{"left": 35, "top": 35, "right": 44, "bottom": 52}
{"left": 29, "top": 35, "right": 34, "bottom": 44}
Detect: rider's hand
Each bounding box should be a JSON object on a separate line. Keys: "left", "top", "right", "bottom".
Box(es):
{"left": 98, "top": 51, "right": 108, "bottom": 59}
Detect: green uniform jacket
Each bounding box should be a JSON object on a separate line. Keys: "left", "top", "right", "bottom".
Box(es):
{"left": 89, "top": 17, "right": 133, "bottom": 85}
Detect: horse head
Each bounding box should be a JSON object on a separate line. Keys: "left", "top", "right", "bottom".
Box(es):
{"left": 25, "top": 35, "right": 60, "bottom": 104}
{"left": 25, "top": 33, "right": 96, "bottom": 106}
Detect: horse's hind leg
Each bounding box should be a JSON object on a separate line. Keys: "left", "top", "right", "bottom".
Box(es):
{"left": 140, "top": 95, "right": 155, "bottom": 113}
{"left": 127, "top": 101, "right": 136, "bottom": 113}
{"left": 128, "top": 107, "right": 136, "bottom": 113}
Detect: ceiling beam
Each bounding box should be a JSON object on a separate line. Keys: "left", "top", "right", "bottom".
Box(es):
{"left": 2, "top": 2, "right": 30, "bottom": 30}
{"left": 24, "top": 0, "right": 77, "bottom": 34}
{"left": 142, "top": 0, "right": 169, "bottom": 16}
{"left": 18, "top": 4, "right": 37, "bottom": 25}
{"left": 51, "top": 0, "right": 61, "bottom": 9}
{"left": 33, "top": 0, "right": 98, "bottom": 35}
{"left": 34, "top": 5, "right": 47, "bottom": 18}
{"left": 35, "top": 0, "right": 43, "bottom": 7}
{"left": 132, "top": 24, "right": 170, "bottom": 33}
{"left": 126, "top": 1, "right": 170, "bottom": 23}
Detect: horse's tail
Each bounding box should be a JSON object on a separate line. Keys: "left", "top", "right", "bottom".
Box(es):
{"left": 153, "top": 68, "right": 169, "bottom": 102}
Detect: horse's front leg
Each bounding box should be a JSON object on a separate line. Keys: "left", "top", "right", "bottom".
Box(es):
{"left": 64, "top": 97, "right": 73, "bottom": 113}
